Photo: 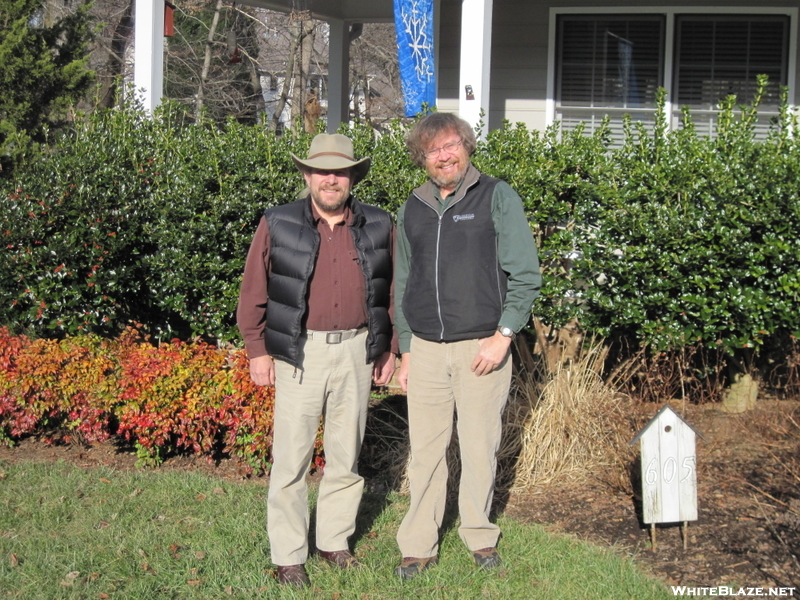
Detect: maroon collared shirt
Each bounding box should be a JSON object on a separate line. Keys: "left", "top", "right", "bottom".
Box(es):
{"left": 237, "top": 201, "right": 380, "bottom": 359}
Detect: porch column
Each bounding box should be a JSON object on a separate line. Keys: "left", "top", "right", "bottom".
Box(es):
{"left": 327, "top": 18, "right": 350, "bottom": 132}
{"left": 458, "top": 0, "right": 493, "bottom": 136}
{"left": 134, "top": 0, "right": 165, "bottom": 112}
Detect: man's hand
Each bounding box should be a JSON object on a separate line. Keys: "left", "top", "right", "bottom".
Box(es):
{"left": 397, "top": 353, "right": 411, "bottom": 392}
{"left": 372, "top": 351, "right": 397, "bottom": 386}
{"left": 249, "top": 354, "right": 275, "bottom": 387}
{"left": 471, "top": 331, "right": 512, "bottom": 376}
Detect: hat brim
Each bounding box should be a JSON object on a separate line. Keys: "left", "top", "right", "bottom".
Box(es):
{"left": 291, "top": 153, "right": 371, "bottom": 185}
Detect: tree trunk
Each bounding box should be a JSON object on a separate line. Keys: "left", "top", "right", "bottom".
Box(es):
{"left": 290, "top": 20, "right": 315, "bottom": 131}
{"left": 247, "top": 58, "right": 266, "bottom": 123}
{"left": 97, "top": 0, "right": 134, "bottom": 109}
{"left": 197, "top": 0, "right": 224, "bottom": 119}
{"left": 271, "top": 20, "right": 300, "bottom": 131}
{"left": 272, "top": 18, "right": 314, "bottom": 132}
{"left": 303, "top": 92, "right": 320, "bottom": 133}
{"left": 362, "top": 75, "right": 372, "bottom": 124}
{"left": 289, "top": 19, "right": 303, "bottom": 128}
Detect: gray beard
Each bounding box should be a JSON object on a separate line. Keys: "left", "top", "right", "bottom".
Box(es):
{"left": 431, "top": 166, "right": 468, "bottom": 192}
{"left": 312, "top": 194, "right": 349, "bottom": 215}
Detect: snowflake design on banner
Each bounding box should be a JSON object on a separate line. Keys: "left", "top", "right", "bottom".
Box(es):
{"left": 400, "top": 0, "right": 434, "bottom": 83}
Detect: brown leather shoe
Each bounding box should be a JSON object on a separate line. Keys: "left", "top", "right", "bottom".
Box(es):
{"left": 394, "top": 555, "right": 438, "bottom": 579}
{"left": 473, "top": 547, "right": 502, "bottom": 569}
{"left": 317, "top": 549, "right": 361, "bottom": 568}
{"left": 276, "top": 564, "right": 310, "bottom": 587}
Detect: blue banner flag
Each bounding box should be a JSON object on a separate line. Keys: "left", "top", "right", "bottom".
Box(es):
{"left": 394, "top": 0, "right": 436, "bottom": 116}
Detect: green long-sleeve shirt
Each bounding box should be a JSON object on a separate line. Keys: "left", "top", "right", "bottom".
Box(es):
{"left": 394, "top": 165, "right": 542, "bottom": 354}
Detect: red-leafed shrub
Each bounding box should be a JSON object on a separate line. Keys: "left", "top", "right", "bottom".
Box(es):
{"left": 218, "top": 349, "right": 278, "bottom": 475}
{"left": 0, "top": 328, "right": 29, "bottom": 443}
{"left": 114, "top": 331, "right": 231, "bottom": 466}
{"left": 0, "top": 331, "right": 118, "bottom": 444}
{"left": 41, "top": 335, "right": 118, "bottom": 444}
{"left": 0, "top": 327, "right": 308, "bottom": 474}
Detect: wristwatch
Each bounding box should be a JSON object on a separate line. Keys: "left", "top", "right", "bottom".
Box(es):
{"left": 497, "top": 326, "right": 516, "bottom": 340}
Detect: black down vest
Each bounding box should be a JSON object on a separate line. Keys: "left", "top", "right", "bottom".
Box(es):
{"left": 264, "top": 197, "right": 393, "bottom": 368}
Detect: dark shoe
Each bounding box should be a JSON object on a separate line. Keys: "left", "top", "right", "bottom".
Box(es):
{"left": 276, "top": 564, "right": 310, "bottom": 587}
{"left": 317, "top": 549, "right": 361, "bottom": 569}
{"left": 473, "top": 547, "right": 502, "bottom": 569}
{"left": 394, "top": 556, "right": 438, "bottom": 579}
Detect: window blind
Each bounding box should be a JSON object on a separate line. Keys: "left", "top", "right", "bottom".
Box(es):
{"left": 674, "top": 15, "right": 789, "bottom": 110}
{"left": 557, "top": 15, "right": 665, "bottom": 109}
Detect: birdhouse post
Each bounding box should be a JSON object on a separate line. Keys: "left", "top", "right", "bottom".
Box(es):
{"left": 630, "top": 404, "right": 702, "bottom": 550}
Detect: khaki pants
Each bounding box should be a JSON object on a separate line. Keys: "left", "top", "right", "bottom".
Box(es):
{"left": 268, "top": 329, "right": 373, "bottom": 566}
{"left": 397, "top": 335, "right": 511, "bottom": 558}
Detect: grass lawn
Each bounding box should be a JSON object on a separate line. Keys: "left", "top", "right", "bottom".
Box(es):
{"left": 0, "top": 460, "right": 672, "bottom": 600}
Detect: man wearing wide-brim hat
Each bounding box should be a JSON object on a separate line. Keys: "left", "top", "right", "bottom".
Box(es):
{"left": 237, "top": 133, "right": 397, "bottom": 588}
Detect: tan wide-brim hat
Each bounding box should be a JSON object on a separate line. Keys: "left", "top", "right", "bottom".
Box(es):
{"left": 291, "top": 133, "right": 371, "bottom": 184}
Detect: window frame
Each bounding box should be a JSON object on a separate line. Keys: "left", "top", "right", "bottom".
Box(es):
{"left": 556, "top": 14, "right": 667, "bottom": 111}
{"left": 547, "top": 6, "right": 798, "bottom": 131}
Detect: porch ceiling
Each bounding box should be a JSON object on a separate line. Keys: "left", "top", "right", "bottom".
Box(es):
{"left": 242, "top": 0, "right": 394, "bottom": 22}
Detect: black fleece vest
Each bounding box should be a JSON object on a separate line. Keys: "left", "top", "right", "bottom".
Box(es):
{"left": 403, "top": 175, "right": 507, "bottom": 342}
{"left": 264, "top": 198, "right": 393, "bottom": 368}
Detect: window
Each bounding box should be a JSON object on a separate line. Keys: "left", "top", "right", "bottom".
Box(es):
{"left": 553, "top": 10, "right": 794, "bottom": 140}
{"left": 673, "top": 15, "right": 789, "bottom": 134}
{"left": 557, "top": 15, "right": 665, "bottom": 136}
{"left": 559, "top": 18, "right": 664, "bottom": 108}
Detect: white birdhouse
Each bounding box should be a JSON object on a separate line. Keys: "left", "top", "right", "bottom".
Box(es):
{"left": 630, "top": 404, "right": 703, "bottom": 549}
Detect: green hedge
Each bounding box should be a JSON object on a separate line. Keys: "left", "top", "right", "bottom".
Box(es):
{"left": 574, "top": 88, "right": 800, "bottom": 365}
{"left": 2, "top": 87, "right": 800, "bottom": 378}
{"left": 1, "top": 105, "right": 310, "bottom": 341}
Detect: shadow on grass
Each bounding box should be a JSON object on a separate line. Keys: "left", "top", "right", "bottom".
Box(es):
{"left": 352, "top": 392, "right": 410, "bottom": 551}
{"left": 353, "top": 391, "right": 505, "bottom": 555}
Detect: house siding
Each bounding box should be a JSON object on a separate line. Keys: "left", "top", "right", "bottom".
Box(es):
{"left": 437, "top": 0, "right": 463, "bottom": 111}
{"left": 492, "top": 2, "right": 550, "bottom": 130}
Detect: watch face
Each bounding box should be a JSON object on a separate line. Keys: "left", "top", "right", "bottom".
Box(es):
{"left": 500, "top": 327, "right": 513, "bottom": 337}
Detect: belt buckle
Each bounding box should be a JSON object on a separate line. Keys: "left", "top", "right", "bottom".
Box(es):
{"left": 326, "top": 331, "right": 343, "bottom": 344}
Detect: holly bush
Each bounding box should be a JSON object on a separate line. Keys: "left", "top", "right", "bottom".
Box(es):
{"left": 1, "top": 87, "right": 799, "bottom": 380}
{"left": 1, "top": 107, "right": 154, "bottom": 337}
{"left": 474, "top": 119, "right": 615, "bottom": 328}
{"left": 0, "top": 104, "right": 310, "bottom": 342}
{"left": 472, "top": 81, "right": 800, "bottom": 380}
{"left": 573, "top": 83, "right": 800, "bottom": 371}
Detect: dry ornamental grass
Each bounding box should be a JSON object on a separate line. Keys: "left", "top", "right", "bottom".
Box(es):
{"left": 498, "top": 337, "right": 636, "bottom": 492}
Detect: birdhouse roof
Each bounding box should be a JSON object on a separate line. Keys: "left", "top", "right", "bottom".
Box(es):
{"left": 629, "top": 403, "right": 705, "bottom": 445}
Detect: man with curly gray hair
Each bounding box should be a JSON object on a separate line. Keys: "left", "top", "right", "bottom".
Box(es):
{"left": 393, "top": 113, "right": 541, "bottom": 579}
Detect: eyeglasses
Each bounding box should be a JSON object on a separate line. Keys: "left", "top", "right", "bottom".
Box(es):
{"left": 424, "top": 139, "right": 463, "bottom": 160}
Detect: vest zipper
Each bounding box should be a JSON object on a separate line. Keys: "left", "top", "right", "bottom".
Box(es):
{"left": 434, "top": 213, "right": 445, "bottom": 339}
{"left": 413, "top": 191, "right": 470, "bottom": 341}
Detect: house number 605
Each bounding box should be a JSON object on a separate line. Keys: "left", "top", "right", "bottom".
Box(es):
{"left": 645, "top": 456, "right": 696, "bottom": 485}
